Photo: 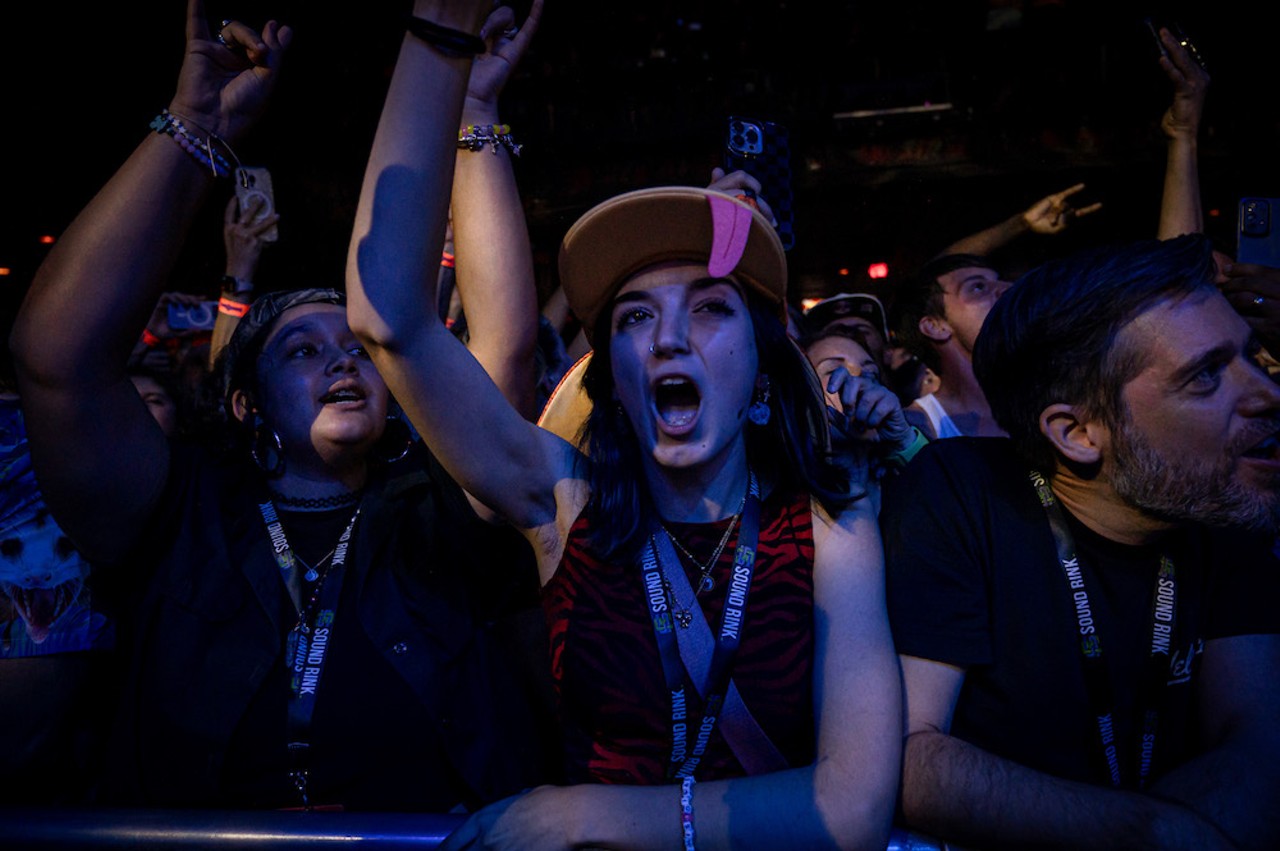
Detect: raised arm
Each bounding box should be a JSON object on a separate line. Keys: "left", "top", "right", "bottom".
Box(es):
{"left": 1154, "top": 25, "right": 1210, "bottom": 240}
{"left": 899, "top": 656, "right": 1236, "bottom": 850}
{"left": 345, "top": 0, "right": 570, "bottom": 535}
{"left": 8, "top": 0, "right": 289, "bottom": 562}
{"left": 940, "top": 184, "right": 1102, "bottom": 258}
{"left": 209, "top": 194, "right": 279, "bottom": 369}
{"left": 451, "top": 0, "right": 544, "bottom": 421}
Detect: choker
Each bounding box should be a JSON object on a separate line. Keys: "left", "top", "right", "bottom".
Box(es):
{"left": 268, "top": 489, "right": 364, "bottom": 511}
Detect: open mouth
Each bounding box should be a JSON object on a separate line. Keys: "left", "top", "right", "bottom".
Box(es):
{"left": 3, "top": 580, "right": 81, "bottom": 644}
{"left": 1242, "top": 431, "right": 1280, "bottom": 461}
{"left": 320, "top": 383, "right": 365, "bottom": 405}
{"left": 654, "top": 376, "right": 701, "bottom": 428}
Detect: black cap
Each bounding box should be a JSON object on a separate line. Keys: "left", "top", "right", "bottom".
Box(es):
{"left": 802, "top": 292, "right": 890, "bottom": 341}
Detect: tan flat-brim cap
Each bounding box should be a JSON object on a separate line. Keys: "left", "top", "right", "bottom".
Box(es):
{"left": 558, "top": 186, "right": 788, "bottom": 344}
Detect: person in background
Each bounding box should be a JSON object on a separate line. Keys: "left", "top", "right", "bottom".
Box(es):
{"left": 801, "top": 291, "right": 892, "bottom": 369}
{"left": 797, "top": 323, "right": 929, "bottom": 485}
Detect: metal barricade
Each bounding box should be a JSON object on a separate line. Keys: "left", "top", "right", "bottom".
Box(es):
{"left": 0, "top": 808, "right": 950, "bottom": 850}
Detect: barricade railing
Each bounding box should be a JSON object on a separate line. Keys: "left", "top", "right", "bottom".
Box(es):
{"left": 0, "top": 808, "right": 949, "bottom": 850}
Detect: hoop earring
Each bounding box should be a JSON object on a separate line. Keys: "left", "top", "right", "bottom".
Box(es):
{"left": 747, "top": 374, "right": 772, "bottom": 426}
{"left": 250, "top": 414, "right": 286, "bottom": 477}
{"left": 375, "top": 412, "right": 414, "bottom": 464}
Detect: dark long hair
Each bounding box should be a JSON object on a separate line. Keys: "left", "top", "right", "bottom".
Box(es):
{"left": 578, "top": 287, "right": 854, "bottom": 559}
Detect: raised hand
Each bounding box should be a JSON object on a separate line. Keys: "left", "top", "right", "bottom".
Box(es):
{"left": 1157, "top": 25, "right": 1210, "bottom": 142}
{"left": 1022, "top": 183, "right": 1102, "bottom": 235}
{"left": 168, "top": 0, "right": 293, "bottom": 143}
{"left": 465, "top": 0, "right": 545, "bottom": 111}
{"left": 707, "top": 166, "right": 778, "bottom": 227}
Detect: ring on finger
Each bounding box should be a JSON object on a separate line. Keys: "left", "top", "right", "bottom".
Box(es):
{"left": 1255, "top": 296, "right": 1266, "bottom": 307}
{"left": 502, "top": 26, "right": 519, "bottom": 38}
{"left": 216, "top": 19, "right": 233, "bottom": 47}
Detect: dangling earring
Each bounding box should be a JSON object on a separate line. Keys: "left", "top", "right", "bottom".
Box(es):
{"left": 748, "top": 374, "right": 772, "bottom": 426}
{"left": 250, "top": 413, "right": 286, "bottom": 477}
{"left": 375, "top": 412, "right": 414, "bottom": 464}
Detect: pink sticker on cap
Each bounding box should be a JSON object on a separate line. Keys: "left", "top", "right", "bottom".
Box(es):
{"left": 707, "top": 195, "right": 753, "bottom": 278}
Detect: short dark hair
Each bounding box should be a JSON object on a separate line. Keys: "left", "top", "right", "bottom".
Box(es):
{"left": 892, "top": 253, "right": 996, "bottom": 373}
{"left": 973, "top": 234, "right": 1217, "bottom": 472}
{"left": 579, "top": 286, "right": 852, "bottom": 559}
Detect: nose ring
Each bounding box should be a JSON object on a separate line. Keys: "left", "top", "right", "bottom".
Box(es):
{"left": 649, "top": 344, "right": 655, "bottom": 354}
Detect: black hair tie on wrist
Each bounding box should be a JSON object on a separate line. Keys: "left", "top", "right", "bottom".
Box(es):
{"left": 405, "top": 16, "right": 486, "bottom": 57}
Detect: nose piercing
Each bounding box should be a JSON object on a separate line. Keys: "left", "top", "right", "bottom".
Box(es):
{"left": 649, "top": 344, "right": 655, "bottom": 354}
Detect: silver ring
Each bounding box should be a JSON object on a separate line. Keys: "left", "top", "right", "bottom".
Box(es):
{"left": 216, "top": 19, "right": 232, "bottom": 47}
{"left": 502, "top": 26, "right": 519, "bottom": 38}
{"left": 1255, "top": 296, "right": 1266, "bottom": 307}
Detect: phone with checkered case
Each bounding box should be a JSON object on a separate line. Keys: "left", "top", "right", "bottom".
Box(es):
{"left": 724, "top": 116, "right": 795, "bottom": 251}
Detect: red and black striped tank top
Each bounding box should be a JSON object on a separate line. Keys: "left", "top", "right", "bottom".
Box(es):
{"left": 542, "top": 487, "right": 816, "bottom": 784}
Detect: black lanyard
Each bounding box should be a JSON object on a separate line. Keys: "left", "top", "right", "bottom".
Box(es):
{"left": 258, "top": 500, "right": 362, "bottom": 808}
{"left": 1029, "top": 471, "right": 1176, "bottom": 789}
{"left": 641, "top": 475, "right": 761, "bottom": 781}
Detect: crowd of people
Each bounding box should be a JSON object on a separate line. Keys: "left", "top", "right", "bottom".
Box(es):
{"left": 4, "top": 1, "right": 1280, "bottom": 849}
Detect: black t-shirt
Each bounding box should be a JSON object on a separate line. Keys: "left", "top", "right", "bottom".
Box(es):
{"left": 882, "top": 438, "right": 1280, "bottom": 787}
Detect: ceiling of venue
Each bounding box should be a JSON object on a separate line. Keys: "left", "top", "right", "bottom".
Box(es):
{"left": 4, "top": 0, "right": 1275, "bottom": 311}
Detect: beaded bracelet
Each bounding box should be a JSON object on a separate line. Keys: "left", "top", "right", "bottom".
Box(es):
{"left": 406, "top": 16, "right": 486, "bottom": 57}
{"left": 458, "top": 124, "right": 523, "bottom": 157}
{"left": 679, "top": 776, "right": 697, "bottom": 851}
{"left": 150, "top": 110, "right": 238, "bottom": 179}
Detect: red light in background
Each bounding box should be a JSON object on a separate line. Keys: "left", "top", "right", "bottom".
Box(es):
{"left": 867, "top": 262, "right": 889, "bottom": 279}
{"left": 1208, "top": 208, "right": 1220, "bottom": 218}
{"left": 837, "top": 267, "right": 850, "bottom": 276}
{"left": 0, "top": 268, "right": 10, "bottom": 277}
{"left": 800, "top": 297, "right": 822, "bottom": 311}
{"left": 39, "top": 235, "right": 55, "bottom": 245}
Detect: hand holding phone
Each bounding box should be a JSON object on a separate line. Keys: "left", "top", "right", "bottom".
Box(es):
{"left": 234, "top": 166, "right": 279, "bottom": 242}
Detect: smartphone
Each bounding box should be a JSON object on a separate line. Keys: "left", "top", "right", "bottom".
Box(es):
{"left": 234, "top": 165, "right": 279, "bottom": 242}
{"left": 1143, "top": 17, "right": 1207, "bottom": 70}
{"left": 167, "top": 300, "right": 220, "bottom": 331}
{"left": 724, "top": 116, "right": 795, "bottom": 251}
{"left": 1237, "top": 198, "right": 1280, "bottom": 268}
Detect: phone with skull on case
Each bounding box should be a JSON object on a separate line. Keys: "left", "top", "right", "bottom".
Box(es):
{"left": 723, "top": 116, "right": 795, "bottom": 251}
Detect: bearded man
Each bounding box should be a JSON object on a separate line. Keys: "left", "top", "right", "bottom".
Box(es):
{"left": 882, "top": 233, "right": 1280, "bottom": 850}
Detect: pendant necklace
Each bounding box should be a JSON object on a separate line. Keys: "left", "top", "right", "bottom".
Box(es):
{"left": 660, "top": 490, "right": 748, "bottom": 628}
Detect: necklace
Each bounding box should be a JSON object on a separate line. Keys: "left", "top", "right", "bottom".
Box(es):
{"left": 293, "top": 546, "right": 339, "bottom": 584}
{"left": 268, "top": 489, "right": 364, "bottom": 511}
{"left": 660, "top": 490, "right": 748, "bottom": 628}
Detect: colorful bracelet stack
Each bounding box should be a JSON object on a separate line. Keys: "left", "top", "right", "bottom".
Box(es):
{"left": 457, "top": 124, "right": 522, "bottom": 157}
{"left": 150, "top": 110, "right": 237, "bottom": 179}
{"left": 679, "top": 776, "right": 697, "bottom": 851}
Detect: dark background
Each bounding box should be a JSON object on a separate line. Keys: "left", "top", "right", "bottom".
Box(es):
{"left": 3, "top": 0, "right": 1278, "bottom": 320}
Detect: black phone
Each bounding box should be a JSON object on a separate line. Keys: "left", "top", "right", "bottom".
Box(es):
{"left": 1143, "top": 17, "right": 1207, "bottom": 70}
{"left": 724, "top": 116, "right": 795, "bottom": 251}
{"left": 1237, "top": 197, "right": 1280, "bottom": 268}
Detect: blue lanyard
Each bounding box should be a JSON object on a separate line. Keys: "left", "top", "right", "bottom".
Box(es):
{"left": 641, "top": 475, "right": 761, "bottom": 780}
